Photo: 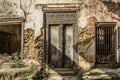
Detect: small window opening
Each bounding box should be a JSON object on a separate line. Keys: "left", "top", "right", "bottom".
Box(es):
{"left": 95, "top": 22, "right": 116, "bottom": 64}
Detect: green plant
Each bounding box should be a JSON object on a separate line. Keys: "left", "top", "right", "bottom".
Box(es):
{"left": 106, "top": 72, "right": 117, "bottom": 77}
{"left": 20, "top": 70, "right": 33, "bottom": 79}
{"left": 32, "top": 70, "right": 48, "bottom": 80}
{"left": 73, "top": 69, "right": 78, "bottom": 75}
{"left": 73, "top": 68, "right": 83, "bottom": 80}
{"left": 39, "top": 71, "right": 48, "bottom": 79}
{"left": 23, "top": 70, "right": 33, "bottom": 77}
{"left": 88, "top": 72, "right": 102, "bottom": 76}
{"left": 12, "top": 52, "right": 20, "bottom": 60}
{"left": 108, "top": 63, "right": 120, "bottom": 68}
{"left": 76, "top": 72, "right": 83, "bottom": 80}
{"left": 11, "top": 62, "right": 26, "bottom": 68}
{"left": 64, "top": 63, "right": 73, "bottom": 68}
{"left": 48, "top": 63, "right": 54, "bottom": 70}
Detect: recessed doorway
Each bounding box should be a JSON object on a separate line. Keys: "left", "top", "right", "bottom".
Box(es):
{"left": 44, "top": 11, "right": 78, "bottom": 68}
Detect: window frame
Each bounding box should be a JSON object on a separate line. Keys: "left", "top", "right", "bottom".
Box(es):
{"left": 0, "top": 18, "right": 24, "bottom": 59}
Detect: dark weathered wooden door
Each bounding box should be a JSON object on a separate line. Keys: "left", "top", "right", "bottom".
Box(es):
{"left": 48, "top": 24, "right": 73, "bottom": 68}
{"left": 49, "top": 25, "right": 63, "bottom": 68}
{"left": 95, "top": 23, "right": 116, "bottom": 64}
{"left": 64, "top": 24, "right": 73, "bottom": 66}
{"left": 45, "top": 11, "right": 78, "bottom": 68}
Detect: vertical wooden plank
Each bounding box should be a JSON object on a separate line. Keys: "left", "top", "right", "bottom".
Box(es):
{"left": 104, "top": 27, "right": 105, "bottom": 62}
{"left": 116, "top": 25, "right": 119, "bottom": 63}
{"left": 110, "top": 26, "right": 115, "bottom": 62}
{"left": 113, "top": 26, "right": 114, "bottom": 62}
{"left": 46, "top": 24, "right": 49, "bottom": 65}
{"left": 98, "top": 27, "right": 99, "bottom": 56}
{"left": 100, "top": 27, "right": 102, "bottom": 62}
{"left": 21, "top": 22, "right": 24, "bottom": 59}
{"left": 106, "top": 26, "right": 107, "bottom": 62}
{"left": 73, "top": 23, "right": 78, "bottom": 66}
{"left": 107, "top": 26, "right": 109, "bottom": 62}
{"left": 102, "top": 27, "right": 104, "bottom": 63}
{"left": 112, "top": 26, "right": 114, "bottom": 62}
{"left": 104, "top": 27, "right": 105, "bottom": 58}
{"left": 110, "top": 27, "right": 111, "bottom": 62}
{"left": 64, "top": 24, "right": 73, "bottom": 65}
{"left": 98, "top": 26, "right": 100, "bottom": 63}
{"left": 104, "top": 27, "right": 106, "bottom": 63}
{"left": 108, "top": 26, "right": 109, "bottom": 56}
{"left": 108, "top": 26, "right": 110, "bottom": 62}
{"left": 59, "top": 24, "right": 63, "bottom": 68}
{"left": 111, "top": 27, "right": 113, "bottom": 62}
{"left": 50, "top": 25, "right": 62, "bottom": 68}
{"left": 111, "top": 27, "right": 112, "bottom": 62}
{"left": 97, "top": 26, "right": 99, "bottom": 63}
{"left": 109, "top": 26, "right": 111, "bottom": 62}
{"left": 43, "top": 13, "right": 46, "bottom": 68}
{"left": 95, "top": 25, "right": 97, "bottom": 63}
{"left": 98, "top": 26, "right": 99, "bottom": 62}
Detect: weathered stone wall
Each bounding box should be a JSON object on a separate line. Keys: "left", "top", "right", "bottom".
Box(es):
{"left": 0, "top": 0, "right": 120, "bottom": 71}
{"left": 24, "top": 28, "right": 35, "bottom": 59}
{"left": 78, "top": 0, "right": 120, "bottom": 70}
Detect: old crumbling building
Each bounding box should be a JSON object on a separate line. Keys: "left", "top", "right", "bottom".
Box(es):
{"left": 0, "top": 0, "right": 120, "bottom": 79}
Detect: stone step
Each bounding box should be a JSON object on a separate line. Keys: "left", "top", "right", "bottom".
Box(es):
{"left": 47, "top": 68, "right": 76, "bottom": 80}
{"left": 48, "top": 68, "right": 74, "bottom": 76}
{"left": 82, "top": 68, "right": 120, "bottom": 80}
{"left": 48, "top": 75, "right": 76, "bottom": 80}
{"left": 54, "top": 68, "right": 73, "bottom": 71}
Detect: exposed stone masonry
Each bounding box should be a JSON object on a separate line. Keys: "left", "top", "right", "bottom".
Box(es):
{"left": 34, "top": 27, "right": 44, "bottom": 64}
{"left": 23, "top": 27, "right": 43, "bottom": 67}
{"left": 78, "top": 0, "right": 120, "bottom": 70}
{"left": 24, "top": 28, "right": 35, "bottom": 59}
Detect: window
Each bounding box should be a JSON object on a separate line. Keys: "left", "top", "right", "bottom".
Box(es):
{"left": 0, "top": 18, "right": 23, "bottom": 57}
{"left": 95, "top": 22, "right": 116, "bottom": 64}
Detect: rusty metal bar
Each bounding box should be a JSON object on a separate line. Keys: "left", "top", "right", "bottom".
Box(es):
{"left": 96, "top": 24, "right": 116, "bottom": 64}
{"left": 112, "top": 26, "right": 114, "bottom": 62}
{"left": 104, "top": 27, "right": 106, "bottom": 62}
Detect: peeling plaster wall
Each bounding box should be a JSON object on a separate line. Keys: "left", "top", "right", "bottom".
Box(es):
{"left": 0, "top": 0, "right": 24, "bottom": 17}
{"left": 0, "top": 0, "right": 120, "bottom": 70}
{"left": 0, "top": 0, "right": 80, "bottom": 69}
{"left": 34, "top": 0, "right": 79, "bottom": 4}
{"left": 78, "top": 0, "right": 120, "bottom": 70}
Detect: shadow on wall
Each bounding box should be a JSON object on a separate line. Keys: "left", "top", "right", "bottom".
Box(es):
{"left": 32, "top": 42, "right": 76, "bottom": 80}
{"left": 32, "top": 40, "right": 94, "bottom": 80}
{"left": 101, "top": 1, "right": 120, "bottom": 21}
{"left": 78, "top": 20, "right": 96, "bottom": 69}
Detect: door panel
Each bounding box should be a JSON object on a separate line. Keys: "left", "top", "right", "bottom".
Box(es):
{"left": 64, "top": 24, "right": 73, "bottom": 65}
{"left": 49, "top": 24, "right": 74, "bottom": 68}
{"left": 49, "top": 25, "right": 62, "bottom": 68}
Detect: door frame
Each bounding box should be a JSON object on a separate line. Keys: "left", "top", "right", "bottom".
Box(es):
{"left": 43, "top": 8, "right": 78, "bottom": 68}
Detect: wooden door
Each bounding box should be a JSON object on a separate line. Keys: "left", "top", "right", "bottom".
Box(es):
{"left": 48, "top": 24, "right": 73, "bottom": 68}
{"left": 49, "top": 25, "right": 63, "bottom": 68}
{"left": 64, "top": 24, "right": 73, "bottom": 66}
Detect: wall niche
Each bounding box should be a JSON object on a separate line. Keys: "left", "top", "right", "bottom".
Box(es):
{"left": 0, "top": 18, "right": 23, "bottom": 57}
